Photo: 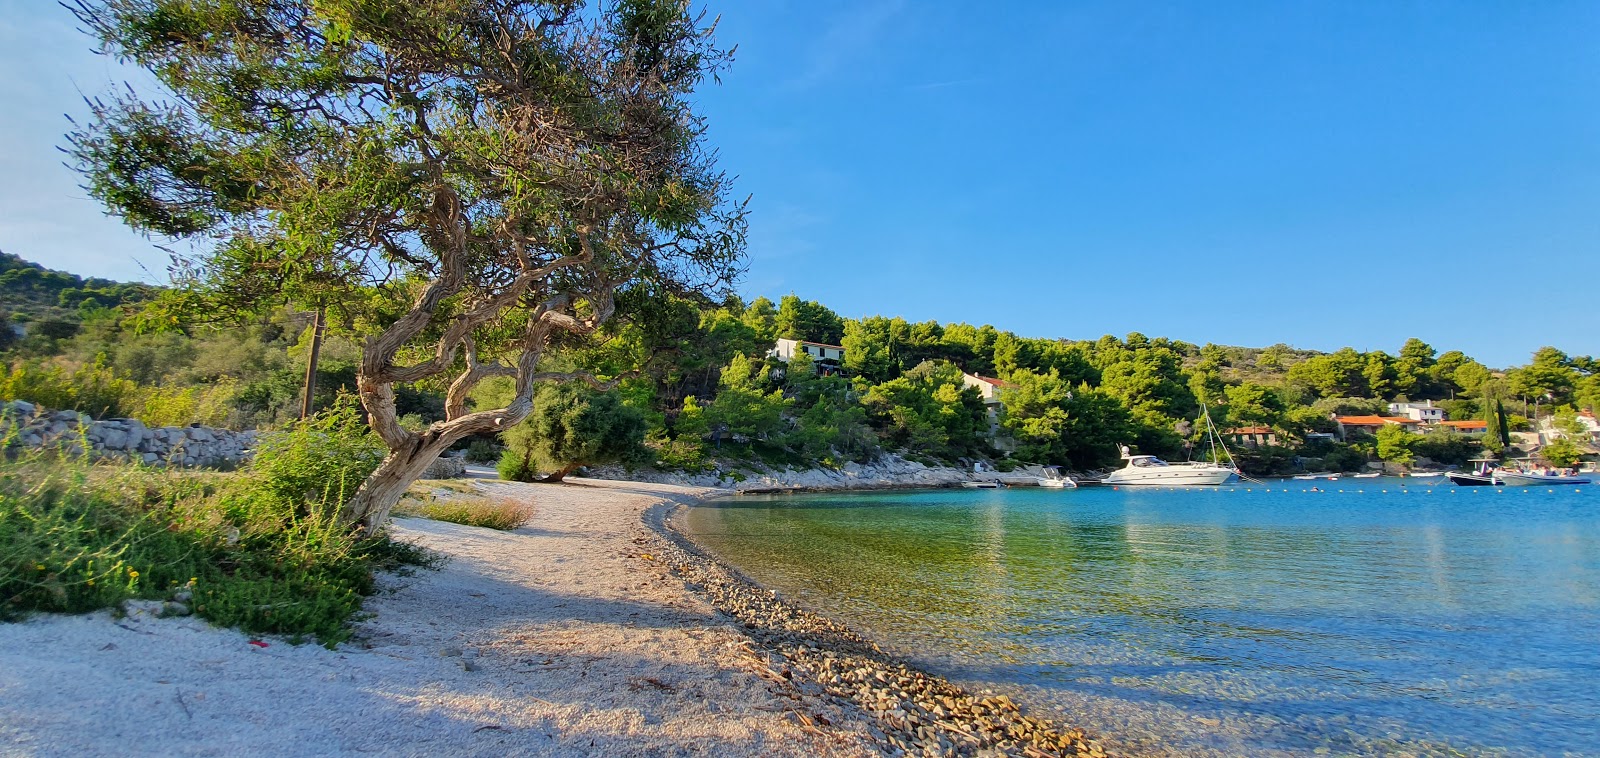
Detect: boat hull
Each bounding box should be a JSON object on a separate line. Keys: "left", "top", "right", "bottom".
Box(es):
{"left": 1037, "top": 478, "right": 1077, "bottom": 489}
{"left": 1494, "top": 473, "right": 1591, "bottom": 487}
{"left": 1447, "top": 473, "right": 1495, "bottom": 486}
{"left": 1102, "top": 466, "right": 1237, "bottom": 487}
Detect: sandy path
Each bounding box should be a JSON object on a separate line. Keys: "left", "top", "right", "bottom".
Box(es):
{"left": 0, "top": 479, "right": 879, "bottom": 757}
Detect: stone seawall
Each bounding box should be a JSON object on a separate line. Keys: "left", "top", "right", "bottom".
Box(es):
{"left": 1, "top": 400, "right": 256, "bottom": 468}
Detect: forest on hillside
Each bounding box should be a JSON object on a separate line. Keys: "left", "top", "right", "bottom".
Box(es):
{"left": 1, "top": 251, "right": 1595, "bottom": 476}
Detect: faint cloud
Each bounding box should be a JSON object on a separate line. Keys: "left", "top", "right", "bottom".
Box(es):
{"left": 787, "top": 0, "right": 905, "bottom": 91}
{"left": 907, "top": 77, "right": 984, "bottom": 92}
{"left": 746, "top": 201, "right": 824, "bottom": 263}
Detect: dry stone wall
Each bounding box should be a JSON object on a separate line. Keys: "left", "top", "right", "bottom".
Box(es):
{"left": 2, "top": 400, "right": 256, "bottom": 468}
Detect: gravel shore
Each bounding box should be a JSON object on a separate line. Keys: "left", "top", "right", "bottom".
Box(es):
{"left": 0, "top": 477, "right": 1104, "bottom": 757}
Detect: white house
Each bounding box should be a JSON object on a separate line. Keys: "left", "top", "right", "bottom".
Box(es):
{"left": 769, "top": 338, "right": 844, "bottom": 374}
{"left": 962, "top": 373, "right": 1017, "bottom": 452}
{"left": 1387, "top": 400, "right": 1447, "bottom": 423}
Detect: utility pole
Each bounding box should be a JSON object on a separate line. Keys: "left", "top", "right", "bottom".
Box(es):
{"left": 300, "top": 307, "right": 325, "bottom": 420}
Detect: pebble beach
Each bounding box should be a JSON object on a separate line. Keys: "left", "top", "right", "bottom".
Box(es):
{"left": 0, "top": 478, "right": 1103, "bottom": 757}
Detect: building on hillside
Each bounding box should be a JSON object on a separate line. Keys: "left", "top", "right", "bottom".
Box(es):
{"left": 962, "top": 373, "right": 1017, "bottom": 453}
{"left": 769, "top": 338, "right": 845, "bottom": 375}
{"left": 1387, "top": 400, "right": 1447, "bottom": 423}
{"left": 1333, "top": 414, "right": 1421, "bottom": 440}
{"left": 1538, "top": 410, "right": 1600, "bottom": 445}
{"left": 1225, "top": 426, "right": 1278, "bottom": 447}
{"left": 1436, "top": 419, "right": 1488, "bottom": 434}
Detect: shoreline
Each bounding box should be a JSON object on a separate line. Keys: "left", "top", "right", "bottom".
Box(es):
{"left": 640, "top": 495, "right": 1107, "bottom": 757}
{"left": 0, "top": 477, "right": 1104, "bottom": 757}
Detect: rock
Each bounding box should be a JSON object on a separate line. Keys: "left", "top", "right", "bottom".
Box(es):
{"left": 424, "top": 456, "right": 467, "bottom": 479}
{"left": 7, "top": 400, "right": 35, "bottom": 417}
{"left": 120, "top": 599, "right": 166, "bottom": 619}
{"left": 173, "top": 590, "right": 194, "bottom": 603}
{"left": 160, "top": 602, "right": 192, "bottom": 617}
{"left": 439, "top": 646, "right": 464, "bottom": 658}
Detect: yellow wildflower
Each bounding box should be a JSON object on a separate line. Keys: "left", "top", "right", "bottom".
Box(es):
{"left": 35, "top": 564, "right": 45, "bottom": 571}
{"left": 128, "top": 570, "right": 139, "bottom": 579}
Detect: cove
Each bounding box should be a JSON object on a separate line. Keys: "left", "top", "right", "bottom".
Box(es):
{"left": 679, "top": 482, "right": 1600, "bottom": 756}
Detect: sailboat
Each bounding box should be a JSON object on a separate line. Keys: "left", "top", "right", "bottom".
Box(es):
{"left": 1102, "top": 403, "right": 1240, "bottom": 487}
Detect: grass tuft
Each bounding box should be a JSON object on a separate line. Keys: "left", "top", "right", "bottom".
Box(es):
{"left": 0, "top": 403, "right": 439, "bottom": 646}
{"left": 398, "top": 483, "right": 533, "bottom": 531}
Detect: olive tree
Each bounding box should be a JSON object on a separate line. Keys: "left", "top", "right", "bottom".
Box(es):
{"left": 68, "top": 0, "right": 745, "bottom": 529}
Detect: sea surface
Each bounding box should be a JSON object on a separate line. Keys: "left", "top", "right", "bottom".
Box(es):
{"left": 677, "top": 479, "right": 1600, "bottom": 756}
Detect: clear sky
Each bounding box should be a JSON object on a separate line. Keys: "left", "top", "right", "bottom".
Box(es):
{"left": 1, "top": 1, "right": 1596, "bottom": 368}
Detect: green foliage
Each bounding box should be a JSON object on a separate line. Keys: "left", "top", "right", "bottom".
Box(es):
{"left": 463, "top": 439, "right": 500, "bottom": 464}
{"left": 0, "top": 415, "right": 434, "bottom": 645}
{"left": 0, "top": 357, "right": 138, "bottom": 418}
{"left": 496, "top": 446, "right": 538, "bottom": 483}
{"left": 1000, "top": 372, "right": 1135, "bottom": 469}
{"left": 1412, "top": 430, "right": 1477, "bottom": 468}
{"left": 783, "top": 360, "right": 873, "bottom": 463}
{"left": 705, "top": 354, "right": 790, "bottom": 441}
{"left": 244, "top": 401, "right": 386, "bottom": 519}
{"left": 1541, "top": 436, "right": 1584, "bottom": 468}
{"left": 646, "top": 432, "right": 714, "bottom": 473}
{"left": 862, "top": 361, "right": 992, "bottom": 462}
{"left": 1222, "top": 382, "right": 1285, "bottom": 428}
{"left": 1375, "top": 423, "right": 1418, "bottom": 468}
{"left": 1288, "top": 347, "right": 1370, "bottom": 398}
{"left": 500, "top": 383, "right": 648, "bottom": 482}
{"left": 775, "top": 295, "right": 845, "bottom": 345}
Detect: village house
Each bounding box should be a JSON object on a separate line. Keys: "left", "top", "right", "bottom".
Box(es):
{"left": 1387, "top": 400, "right": 1447, "bottom": 423}
{"left": 962, "top": 373, "right": 1017, "bottom": 452}
{"left": 1225, "top": 426, "right": 1278, "bottom": 447}
{"left": 768, "top": 338, "right": 845, "bottom": 375}
{"left": 1436, "top": 419, "right": 1488, "bottom": 434}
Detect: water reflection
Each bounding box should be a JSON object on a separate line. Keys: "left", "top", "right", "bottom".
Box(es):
{"left": 680, "top": 484, "right": 1600, "bottom": 756}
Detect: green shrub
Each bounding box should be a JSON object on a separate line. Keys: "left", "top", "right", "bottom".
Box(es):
{"left": 0, "top": 405, "right": 433, "bottom": 647}
{"left": 464, "top": 438, "right": 500, "bottom": 464}
{"left": 0, "top": 356, "right": 137, "bottom": 418}
{"left": 497, "top": 446, "right": 537, "bottom": 482}
{"left": 130, "top": 378, "right": 240, "bottom": 428}
{"left": 243, "top": 400, "right": 386, "bottom": 520}
{"left": 648, "top": 433, "right": 713, "bottom": 473}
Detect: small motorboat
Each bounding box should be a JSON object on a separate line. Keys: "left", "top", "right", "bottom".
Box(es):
{"left": 1495, "top": 470, "right": 1591, "bottom": 487}
{"left": 1037, "top": 466, "right": 1078, "bottom": 489}
{"left": 961, "top": 481, "right": 1002, "bottom": 489}
{"left": 1293, "top": 473, "right": 1340, "bottom": 481}
{"left": 1448, "top": 458, "right": 1498, "bottom": 487}
{"left": 1351, "top": 472, "right": 1381, "bottom": 479}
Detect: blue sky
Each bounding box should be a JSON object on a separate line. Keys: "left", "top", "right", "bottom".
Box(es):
{"left": 1, "top": 1, "right": 1596, "bottom": 368}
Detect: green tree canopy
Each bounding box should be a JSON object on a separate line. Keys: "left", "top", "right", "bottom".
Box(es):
{"left": 1374, "top": 423, "right": 1417, "bottom": 469}
{"left": 774, "top": 295, "right": 844, "bottom": 345}
{"left": 498, "top": 383, "right": 647, "bottom": 483}
{"left": 69, "top": 0, "right": 745, "bottom": 527}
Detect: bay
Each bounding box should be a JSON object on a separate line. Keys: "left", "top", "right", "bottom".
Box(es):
{"left": 679, "top": 480, "right": 1600, "bottom": 756}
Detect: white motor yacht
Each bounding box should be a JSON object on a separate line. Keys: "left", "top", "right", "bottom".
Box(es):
{"left": 1102, "top": 448, "right": 1238, "bottom": 487}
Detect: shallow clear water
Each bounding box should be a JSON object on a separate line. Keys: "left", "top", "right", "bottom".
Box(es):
{"left": 679, "top": 480, "right": 1600, "bottom": 756}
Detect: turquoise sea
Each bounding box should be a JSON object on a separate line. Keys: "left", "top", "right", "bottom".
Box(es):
{"left": 678, "top": 480, "right": 1600, "bottom": 756}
